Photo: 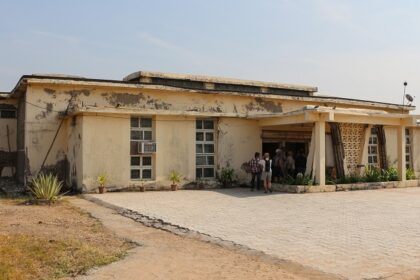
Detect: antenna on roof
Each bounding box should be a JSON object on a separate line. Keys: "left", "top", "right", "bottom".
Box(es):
{"left": 402, "top": 81, "right": 408, "bottom": 114}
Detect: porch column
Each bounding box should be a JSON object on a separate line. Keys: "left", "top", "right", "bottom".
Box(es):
{"left": 314, "top": 121, "right": 326, "bottom": 186}
{"left": 397, "top": 125, "right": 406, "bottom": 181}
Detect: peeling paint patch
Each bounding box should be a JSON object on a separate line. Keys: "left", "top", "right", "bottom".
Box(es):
{"left": 65, "top": 89, "right": 91, "bottom": 97}
{"left": 105, "top": 92, "right": 145, "bottom": 106}
{"left": 44, "top": 88, "right": 57, "bottom": 98}
{"left": 244, "top": 97, "right": 282, "bottom": 113}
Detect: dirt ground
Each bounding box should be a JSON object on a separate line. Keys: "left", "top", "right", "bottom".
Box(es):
{"left": 70, "top": 197, "right": 342, "bottom": 280}
{"left": 0, "top": 198, "right": 133, "bottom": 279}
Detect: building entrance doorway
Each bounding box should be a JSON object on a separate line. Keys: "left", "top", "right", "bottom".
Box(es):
{"left": 262, "top": 142, "right": 308, "bottom": 158}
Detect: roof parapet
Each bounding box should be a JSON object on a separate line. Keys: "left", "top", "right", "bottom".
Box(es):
{"left": 123, "top": 71, "right": 318, "bottom": 97}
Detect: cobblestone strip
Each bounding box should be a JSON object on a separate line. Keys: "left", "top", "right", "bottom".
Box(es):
{"left": 82, "top": 194, "right": 343, "bottom": 279}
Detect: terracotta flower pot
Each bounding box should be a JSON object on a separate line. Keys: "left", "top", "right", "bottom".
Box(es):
{"left": 140, "top": 186, "right": 145, "bottom": 192}
{"left": 171, "top": 184, "right": 177, "bottom": 191}
{"left": 98, "top": 186, "right": 105, "bottom": 194}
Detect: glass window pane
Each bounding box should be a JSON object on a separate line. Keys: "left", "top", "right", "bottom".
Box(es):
{"left": 140, "top": 118, "right": 152, "bottom": 128}
{"left": 196, "top": 168, "right": 203, "bottom": 178}
{"left": 196, "top": 120, "right": 202, "bottom": 129}
{"left": 131, "top": 156, "right": 140, "bottom": 166}
{"left": 372, "top": 137, "right": 378, "bottom": 144}
{"left": 142, "top": 156, "right": 152, "bottom": 166}
{"left": 203, "top": 120, "right": 214, "bottom": 129}
{"left": 406, "top": 147, "right": 410, "bottom": 153}
{"left": 204, "top": 144, "right": 214, "bottom": 153}
{"left": 406, "top": 155, "right": 410, "bottom": 161}
{"left": 196, "top": 156, "right": 206, "bottom": 166}
{"left": 196, "top": 144, "right": 203, "bottom": 153}
{"left": 144, "top": 131, "right": 152, "bottom": 140}
{"left": 131, "top": 169, "right": 140, "bottom": 179}
{"left": 207, "top": 156, "right": 214, "bottom": 165}
{"left": 371, "top": 146, "right": 377, "bottom": 154}
{"left": 142, "top": 169, "right": 152, "bottom": 179}
{"left": 130, "top": 117, "right": 139, "bottom": 128}
{"left": 131, "top": 130, "right": 143, "bottom": 140}
{"left": 205, "top": 132, "right": 214, "bottom": 141}
{"left": 196, "top": 132, "right": 204, "bottom": 141}
{"left": 204, "top": 168, "right": 214, "bottom": 178}
{"left": 130, "top": 142, "right": 139, "bottom": 155}
{"left": 373, "top": 156, "right": 378, "bottom": 163}
{"left": 369, "top": 138, "right": 373, "bottom": 144}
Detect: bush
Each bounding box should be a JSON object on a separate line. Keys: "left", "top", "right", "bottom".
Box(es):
{"left": 381, "top": 166, "right": 399, "bottom": 181}
{"left": 406, "top": 168, "right": 416, "bottom": 180}
{"left": 29, "top": 173, "right": 64, "bottom": 202}
{"left": 364, "top": 166, "right": 382, "bottom": 182}
{"left": 218, "top": 166, "right": 236, "bottom": 187}
{"left": 283, "top": 173, "right": 313, "bottom": 186}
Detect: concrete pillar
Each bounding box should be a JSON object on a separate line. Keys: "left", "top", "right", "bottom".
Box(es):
{"left": 397, "top": 125, "right": 406, "bottom": 181}
{"left": 314, "top": 121, "right": 326, "bottom": 186}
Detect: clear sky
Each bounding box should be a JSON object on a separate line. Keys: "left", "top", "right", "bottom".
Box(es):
{"left": 0, "top": 0, "right": 419, "bottom": 112}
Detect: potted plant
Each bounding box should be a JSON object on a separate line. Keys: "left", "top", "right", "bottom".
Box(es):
{"left": 139, "top": 179, "right": 146, "bottom": 192}
{"left": 97, "top": 174, "right": 107, "bottom": 194}
{"left": 168, "top": 170, "right": 182, "bottom": 191}
{"left": 219, "top": 166, "right": 236, "bottom": 188}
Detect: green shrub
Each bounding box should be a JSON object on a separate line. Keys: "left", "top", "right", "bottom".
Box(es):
{"left": 168, "top": 170, "right": 182, "bottom": 185}
{"left": 29, "top": 173, "right": 64, "bottom": 202}
{"left": 284, "top": 173, "right": 313, "bottom": 186}
{"left": 218, "top": 166, "right": 236, "bottom": 187}
{"left": 406, "top": 168, "right": 416, "bottom": 180}
{"left": 383, "top": 166, "right": 399, "bottom": 181}
{"left": 364, "top": 166, "right": 382, "bottom": 182}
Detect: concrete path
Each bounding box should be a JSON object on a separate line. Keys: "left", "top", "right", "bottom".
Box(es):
{"left": 70, "top": 197, "right": 337, "bottom": 280}
{"left": 88, "top": 188, "right": 420, "bottom": 280}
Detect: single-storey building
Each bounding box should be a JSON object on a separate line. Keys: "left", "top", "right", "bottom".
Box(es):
{"left": 0, "top": 71, "right": 419, "bottom": 192}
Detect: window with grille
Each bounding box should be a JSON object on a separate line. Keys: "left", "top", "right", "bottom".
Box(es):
{"left": 0, "top": 109, "right": 16, "bottom": 119}
{"left": 130, "top": 117, "right": 153, "bottom": 180}
{"left": 405, "top": 129, "right": 412, "bottom": 169}
{"left": 368, "top": 128, "right": 379, "bottom": 168}
{"left": 196, "top": 119, "right": 215, "bottom": 178}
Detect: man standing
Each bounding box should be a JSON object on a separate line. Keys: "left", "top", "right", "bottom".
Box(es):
{"left": 249, "top": 152, "right": 262, "bottom": 191}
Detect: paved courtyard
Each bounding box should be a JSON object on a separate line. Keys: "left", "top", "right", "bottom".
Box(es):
{"left": 89, "top": 188, "right": 420, "bottom": 279}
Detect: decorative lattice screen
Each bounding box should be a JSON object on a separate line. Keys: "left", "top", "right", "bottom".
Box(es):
{"left": 339, "top": 123, "right": 365, "bottom": 174}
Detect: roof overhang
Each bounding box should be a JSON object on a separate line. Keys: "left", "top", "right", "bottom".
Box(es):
{"left": 254, "top": 106, "right": 420, "bottom": 127}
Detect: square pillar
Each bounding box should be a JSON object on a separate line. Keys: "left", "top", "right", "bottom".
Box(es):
{"left": 397, "top": 125, "right": 406, "bottom": 181}
{"left": 314, "top": 121, "right": 326, "bottom": 186}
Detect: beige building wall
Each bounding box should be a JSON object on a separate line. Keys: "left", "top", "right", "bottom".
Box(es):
{"left": 385, "top": 127, "right": 399, "bottom": 167}
{"left": 0, "top": 98, "right": 17, "bottom": 176}
{"left": 155, "top": 115, "right": 195, "bottom": 183}
{"left": 80, "top": 115, "right": 130, "bottom": 191}
{"left": 217, "top": 118, "right": 261, "bottom": 181}
{"left": 67, "top": 115, "right": 83, "bottom": 190}
{"left": 412, "top": 127, "right": 420, "bottom": 178}
{"left": 25, "top": 85, "right": 69, "bottom": 179}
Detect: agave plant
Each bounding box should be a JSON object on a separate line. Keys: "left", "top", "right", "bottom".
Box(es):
{"left": 29, "top": 173, "right": 64, "bottom": 202}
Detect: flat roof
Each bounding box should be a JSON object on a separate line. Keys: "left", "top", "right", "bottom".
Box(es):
{"left": 4, "top": 73, "right": 416, "bottom": 111}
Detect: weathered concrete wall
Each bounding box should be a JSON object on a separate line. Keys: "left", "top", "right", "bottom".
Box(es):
{"left": 67, "top": 115, "right": 83, "bottom": 191}
{"left": 25, "top": 85, "right": 69, "bottom": 182}
{"left": 412, "top": 127, "right": 420, "bottom": 178}
{"left": 80, "top": 115, "right": 130, "bottom": 191}
{"left": 217, "top": 118, "right": 261, "bottom": 182}
{"left": 385, "top": 127, "right": 398, "bottom": 167}
{"left": 155, "top": 115, "right": 195, "bottom": 183}
{"left": 0, "top": 98, "right": 17, "bottom": 177}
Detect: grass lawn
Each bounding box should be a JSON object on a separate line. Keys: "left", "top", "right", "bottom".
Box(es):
{"left": 0, "top": 197, "right": 135, "bottom": 280}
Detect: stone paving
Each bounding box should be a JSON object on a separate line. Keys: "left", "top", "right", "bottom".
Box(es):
{"left": 89, "top": 188, "right": 420, "bottom": 279}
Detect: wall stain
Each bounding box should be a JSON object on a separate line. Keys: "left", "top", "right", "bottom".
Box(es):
{"left": 105, "top": 92, "right": 145, "bottom": 106}
{"left": 244, "top": 97, "right": 282, "bottom": 113}
{"left": 65, "top": 89, "right": 91, "bottom": 97}
{"left": 44, "top": 88, "right": 57, "bottom": 98}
